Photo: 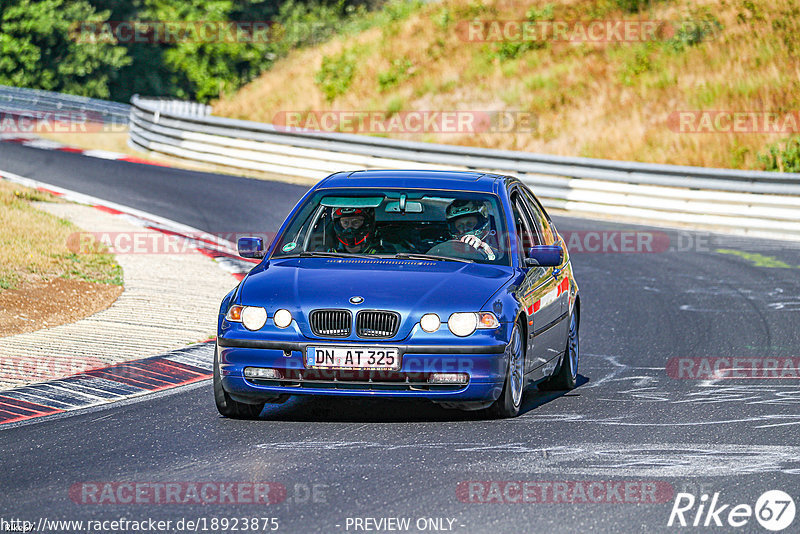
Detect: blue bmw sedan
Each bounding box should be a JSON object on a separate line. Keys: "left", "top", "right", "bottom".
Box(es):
{"left": 214, "top": 170, "right": 580, "bottom": 418}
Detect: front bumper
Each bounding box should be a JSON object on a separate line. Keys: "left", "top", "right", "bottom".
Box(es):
{"left": 217, "top": 335, "right": 508, "bottom": 402}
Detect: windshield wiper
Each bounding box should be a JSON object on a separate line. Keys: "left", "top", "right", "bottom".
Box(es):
{"left": 393, "top": 253, "right": 473, "bottom": 263}
{"left": 294, "top": 251, "right": 374, "bottom": 259}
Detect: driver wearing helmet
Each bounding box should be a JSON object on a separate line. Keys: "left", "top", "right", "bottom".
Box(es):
{"left": 329, "top": 207, "right": 395, "bottom": 254}
{"left": 445, "top": 200, "right": 497, "bottom": 260}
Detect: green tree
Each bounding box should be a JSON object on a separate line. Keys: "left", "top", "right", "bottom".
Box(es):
{"left": 126, "top": 0, "right": 267, "bottom": 102}
{"left": 0, "top": 0, "right": 130, "bottom": 98}
{"left": 2, "top": 0, "right": 382, "bottom": 102}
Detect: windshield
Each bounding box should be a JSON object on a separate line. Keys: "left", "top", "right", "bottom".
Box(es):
{"left": 272, "top": 188, "right": 510, "bottom": 265}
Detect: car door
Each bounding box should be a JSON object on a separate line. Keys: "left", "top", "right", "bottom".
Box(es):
{"left": 522, "top": 187, "right": 571, "bottom": 316}
{"left": 509, "top": 186, "right": 561, "bottom": 381}
{"left": 520, "top": 186, "right": 570, "bottom": 373}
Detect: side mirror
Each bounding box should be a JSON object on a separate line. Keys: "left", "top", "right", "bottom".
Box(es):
{"left": 525, "top": 245, "right": 563, "bottom": 267}
{"left": 238, "top": 237, "right": 265, "bottom": 259}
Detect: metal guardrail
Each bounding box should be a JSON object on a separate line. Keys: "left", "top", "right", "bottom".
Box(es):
{"left": 0, "top": 85, "right": 130, "bottom": 124}
{"left": 128, "top": 94, "right": 800, "bottom": 240}
{"left": 136, "top": 98, "right": 212, "bottom": 117}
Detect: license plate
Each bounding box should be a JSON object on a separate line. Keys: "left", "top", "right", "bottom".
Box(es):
{"left": 305, "top": 346, "right": 400, "bottom": 370}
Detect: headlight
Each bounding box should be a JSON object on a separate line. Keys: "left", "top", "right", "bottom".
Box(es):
{"left": 448, "top": 313, "right": 478, "bottom": 337}
{"left": 273, "top": 309, "right": 292, "bottom": 328}
{"left": 447, "top": 312, "right": 500, "bottom": 337}
{"left": 241, "top": 306, "right": 268, "bottom": 331}
{"left": 420, "top": 313, "right": 441, "bottom": 333}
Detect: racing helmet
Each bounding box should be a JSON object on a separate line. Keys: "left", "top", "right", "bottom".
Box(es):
{"left": 446, "top": 200, "right": 490, "bottom": 239}
{"left": 332, "top": 207, "right": 375, "bottom": 248}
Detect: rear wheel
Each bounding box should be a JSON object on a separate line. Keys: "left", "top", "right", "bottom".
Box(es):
{"left": 486, "top": 322, "right": 525, "bottom": 418}
{"left": 543, "top": 308, "right": 579, "bottom": 390}
{"left": 213, "top": 342, "right": 265, "bottom": 419}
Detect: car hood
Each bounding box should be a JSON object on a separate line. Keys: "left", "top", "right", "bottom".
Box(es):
{"left": 238, "top": 258, "right": 513, "bottom": 338}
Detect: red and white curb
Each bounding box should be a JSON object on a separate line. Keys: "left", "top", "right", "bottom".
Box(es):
{"left": 0, "top": 133, "right": 167, "bottom": 166}
{"left": 0, "top": 168, "right": 263, "bottom": 426}
{"left": 0, "top": 342, "right": 214, "bottom": 426}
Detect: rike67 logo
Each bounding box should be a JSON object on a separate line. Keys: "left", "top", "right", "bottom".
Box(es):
{"left": 668, "top": 490, "right": 795, "bottom": 531}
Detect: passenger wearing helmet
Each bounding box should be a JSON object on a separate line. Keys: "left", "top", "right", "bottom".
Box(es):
{"left": 329, "top": 207, "right": 395, "bottom": 254}
{"left": 445, "top": 200, "right": 497, "bottom": 260}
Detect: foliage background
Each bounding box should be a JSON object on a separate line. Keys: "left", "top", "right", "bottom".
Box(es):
{"left": 0, "top": 0, "right": 382, "bottom": 102}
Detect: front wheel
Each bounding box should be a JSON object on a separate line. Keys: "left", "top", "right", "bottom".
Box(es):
{"left": 486, "top": 322, "right": 525, "bottom": 418}
{"left": 213, "top": 342, "right": 265, "bottom": 419}
{"left": 543, "top": 308, "right": 579, "bottom": 390}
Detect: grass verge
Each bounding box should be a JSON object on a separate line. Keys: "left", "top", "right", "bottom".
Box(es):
{"left": 0, "top": 180, "right": 122, "bottom": 291}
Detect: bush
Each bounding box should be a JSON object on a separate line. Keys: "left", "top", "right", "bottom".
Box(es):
{"left": 385, "top": 95, "right": 403, "bottom": 116}
{"left": 433, "top": 7, "right": 450, "bottom": 30}
{"left": 382, "top": 0, "right": 423, "bottom": 24}
{"left": 615, "top": 0, "right": 665, "bottom": 13}
{"left": 486, "top": 4, "right": 553, "bottom": 61}
{"left": 667, "top": 11, "right": 723, "bottom": 52}
{"left": 377, "top": 57, "right": 414, "bottom": 91}
{"left": 525, "top": 3, "right": 554, "bottom": 21}
{"left": 271, "top": 0, "right": 371, "bottom": 52}
{"left": 315, "top": 49, "right": 357, "bottom": 101}
{"left": 619, "top": 43, "right": 655, "bottom": 85}
{"left": 758, "top": 137, "right": 800, "bottom": 172}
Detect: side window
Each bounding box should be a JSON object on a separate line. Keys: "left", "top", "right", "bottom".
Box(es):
{"left": 521, "top": 187, "right": 555, "bottom": 245}
{"left": 510, "top": 192, "right": 538, "bottom": 255}
{"left": 518, "top": 198, "right": 544, "bottom": 246}
{"left": 510, "top": 195, "right": 526, "bottom": 258}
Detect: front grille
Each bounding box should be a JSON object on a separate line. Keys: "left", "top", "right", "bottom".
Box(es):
{"left": 356, "top": 310, "right": 400, "bottom": 338}
{"left": 309, "top": 309, "right": 351, "bottom": 337}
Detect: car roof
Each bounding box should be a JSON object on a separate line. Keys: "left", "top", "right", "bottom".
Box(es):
{"left": 317, "top": 170, "right": 504, "bottom": 193}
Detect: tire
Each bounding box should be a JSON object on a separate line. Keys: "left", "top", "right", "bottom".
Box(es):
{"left": 543, "top": 308, "right": 579, "bottom": 390}
{"left": 213, "top": 342, "right": 265, "bottom": 419}
{"left": 486, "top": 322, "right": 525, "bottom": 418}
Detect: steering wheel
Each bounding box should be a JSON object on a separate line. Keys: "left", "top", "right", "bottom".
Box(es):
{"left": 427, "top": 239, "right": 492, "bottom": 261}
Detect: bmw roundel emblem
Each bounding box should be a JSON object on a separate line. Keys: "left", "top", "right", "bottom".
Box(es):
{"left": 349, "top": 296, "right": 364, "bottom": 304}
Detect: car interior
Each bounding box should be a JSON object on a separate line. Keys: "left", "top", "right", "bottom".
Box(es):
{"left": 302, "top": 195, "right": 503, "bottom": 261}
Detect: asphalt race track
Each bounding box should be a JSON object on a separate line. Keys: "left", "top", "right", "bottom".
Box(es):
{"left": 2, "top": 142, "right": 799, "bottom": 533}
{"left": 0, "top": 141, "right": 309, "bottom": 235}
